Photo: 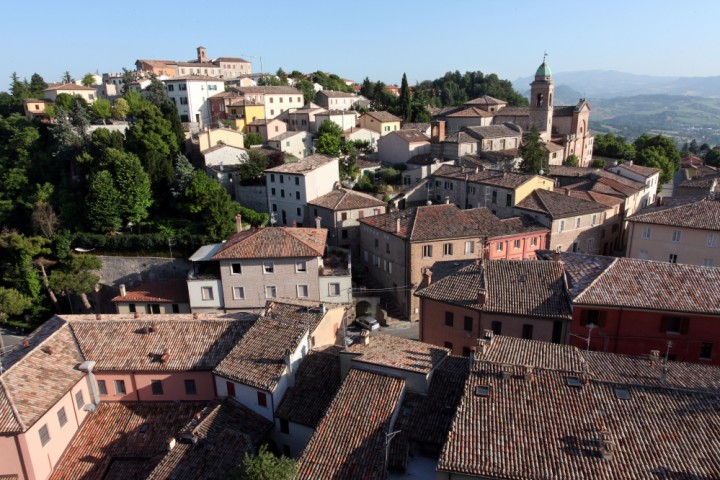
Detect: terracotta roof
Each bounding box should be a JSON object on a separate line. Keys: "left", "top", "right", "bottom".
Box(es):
{"left": 439, "top": 361, "right": 720, "bottom": 479}
{"left": 359, "top": 203, "right": 482, "bottom": 241}
{"left": 678, "top": 173, "right": 720, "bottom": 189}
{"left": 111, "top": 279, "right": 189, "bottom": 304}
{"left": 362, "top": 111, "right": 401, "bottom": 122}
{"left": 166, "top": 75, "right": 222, "bottom": 82}
{"left": 44, "top": 83, "right": 96, "bottom": 92}
{"left": 213, "top": 317, "right": 307, "bottom": 391}
{"left": 515, "top": 189, "right": 608, "bottom": 219}
{"left": 464, "top": 124, "right": 522, "bottom": 139}
{"left": 68, "top": 315, "right": 255, "bottom": 372}
{"left": 445, "top": 107, "right": 493, "bottom": 118}
{"left": 382, "top": 129, "right": 430, "bottom": 144}
{"left": 215, "top": 57, "right": 250, "bottom": 63}
{"left": 0, "top": 318, "right": 85, "bottom": 433}
{"left": 307, "top": 187, "right": 385, "bottom": 211}
{"left": 615, "top": 163, "right": 661, "bottom": 177}
{"left": 147, "top": 398, "right": 272, "bottom": 480}
{"left": 415, "top": 260, "right": 573, "bottom": 320}
{"left": 264, "top": 298, "right": 340, "bottom": 334}
{"left": 553, "top": 105, "right": 576, "bottom": 116}
{"left": 464, "top": 95, "right": 507, "bottom": 106}
{"left": 476, "top": 335, "right": 585, "bottom": 372}
{"left": 295, "top": 369, "right": 405, "bottom": 480}
{"left": 493, "top": 106, "right": 529, "bottom": 116}
{"left": 275, "top": 346, "right": 343, "bottom": 427}
{"left": 264, "top": 153, "right": 336, "bottom": 174}
{"left": 553, "top": 188, "right": 625, "bottom": 207}
{"left": 342, "top": 334, "right": 448, "bottom": 374}
{"left": 268, "top": 130, "right": 303, "bottom": 141}
{"left": 401, "top": 122, "right": 430, "bottom": 132}
{"left": 50, "top": 402, "right": 206, "bottom": 480}
{"left": 317, "top": 90, "right": 356, "bottom": 98}
{"left": 628, "top": 195, "right": 720, "bottom": 230}
{"left": 176, "top": 61, "right": 218, "bottom": 68}
{"left": 536, "top": 250, "right": 616, "bottom": 298}
{"left": 137, "top": 59, "right": 176, "bottom": 67}
{"left": 212, "top": 226, "right": 327, "bottom": 259}
{"left": 432, "top": 164, "right": 541, "bottom": 189}
{"left": 231, "top": 86, "right": 301, "bottom": 95}
{"left": 547, "top": 165, "right": 601, "bottom": 178}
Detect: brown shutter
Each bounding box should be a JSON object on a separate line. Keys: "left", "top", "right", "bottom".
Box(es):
{"left": 680, "top": 318, "right": 690, "bottom": 334}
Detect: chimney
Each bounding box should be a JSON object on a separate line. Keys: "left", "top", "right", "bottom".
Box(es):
{"left": 656, "top": 196, "right": 663, "bottom": 206}
{"left": 396, "top": 217, "right": 401, "bottom": 233}
{"left": 292, "top": 220, "right": 297, "bottom": 227}
{"left": 524, "top": 365, "right": 535, "bottom": 382}
{"left": 119, "top": 284, "right": 127, "bottom": 298}
{"left": 484, "top": 329, "right": 494, "bottom": 344}
{"left": 44, "top": 346, "right": 55, "bottom": 355}
{"left": 444, "top": 196, "right": 450, "bottom": 204}
{"left": 430, "top": 120, "right": 446, "bottom": 143}
{"left": 235, "top": 214, "right": 243, "bottom": 232}
{"left": 315, "top": 216, "right": 322, "bottom": 230}
{"left": 627, "top": 160, "right": 634, "bottom": 166}
{"left": 96, "top": 314, "right": 102, "bottom": 321}
{"left": 552, "top": 250, "right": 561, "bottom": 262}
{"left": 360, "top": 329, "right": 370, "bottom": 345}
{"left": 475, "top": 166, "right": 479, "bottom": 173}
{"left": 161, "top": 348, "right": 170, "bottom": 363}
{"left": 78, "top": 360, "right": 100, "bottom": 405}
{"left": 134, "top": 311, "right": 140, "bottom": 319}
{"left": 501, "top": 365, "right": 511, "bottom": 380}
{"left": 423, "top": 268, "right": 433, "bottom": 286}
{"left": 193, "top": 312, "right": 199, "bottom": 320}
{"left": 650, "top": 350, "right": 660, "bottom": 364}
{"left": 476, "top": 338, "right": 487, "bottom": 355}
{"left": 167, "top": 437, "right": 177, "bottom": 451}
{"left": 477, "top": 289, "right": 487, "bottom": 306}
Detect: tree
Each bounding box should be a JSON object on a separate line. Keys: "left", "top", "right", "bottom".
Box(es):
{"left": 0, "top": 232, "right": 51, "bottom": 320}
{"left": 91, "top": 98, "right": 112, "bottom": 121}
{"left": 689, "top": 139, "right": 699, "bottom": 154}
{"left": 112, "top": 97, "right": 129, "bottom": 120}
{"left": 32, "top": 201, "right": 58, "bottom": 239}
{"left": 0, "top": 287, "right": 33, "bottom": 322}
{"left": 81, "top": 73, "right": 96, "bottom": 87}
{"left": 234, "top": 445, "right": 296, "bottom": 480}
{"left": 563, "top": 154, "right": 579, "bottom": 167}
{"left": 29, "top": 73, "right": 48, "bottom": 97}
{"left": 62, "top": 71, "right": 72, "bottom": 84}
{"left": 636, "top": 146, "right": 674, "bottom": 184}
{"left": 399, "top": 73, "right": 412, "bottom": 121}
{"left": 318, "top": 120, "right": 343, "bottom": 138}
{"left": 54, "top": 93, "right": 74, "bottom": 111}
{"left": 10, "top": 72, "right": 29, "bottom": 99}
{"left": 244, "top": 132, "right": 264, "bottom": 148}
{"left": 704, "top": 148, "right": 720, "bottom": 167}
{"left": 111, "top": 150, "right": 153, "bottom": 225}
{"left": 144, "top": 76, "right": 168, "bottom": 107}
{"left": 296, "top": 79, "right": 316, "bottom": 104}
{"left": 237, "top": 150, "right": 270, "bottom": 185}
{"left": 86, "top": 171, "right": 122, "bottom": 232}
{"left": 125, "top": 103, "right": 179, "bottom": 188}
{"left": 171, "top": 154, "right": 195, "bottom": 197}
{"left": 519, "top": 125, "right": 548, "bottom": 174}
{"left": 315, "top": 133, "right": 341, "bottom": 157}
{"left": 49, "top": 254, "right": 101, "bottom": 312}
{"left": 182, "top": 170, "right": 237, "bottom": 240}
{"left": 121, "top": 68, "right": 135, "bottom": 94}
{"left": 590, "top": 158, "right": 605, "bottom": 168}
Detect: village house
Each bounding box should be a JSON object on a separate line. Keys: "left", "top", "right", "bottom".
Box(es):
{"left": 428, "top": 121, "right": 523, "bottom": 160}
{"left": 358, "top": 111, "right": 402, "bottom": 136}
{"left": 314, "top": 109, "right": 359, "bottom": 133}
{"left": 163, "top": 75, "right": 224, "bottom": 126}
{"left": 229, "top": 86, "right": 304, "bottom": 119}
{"left": 377, "top": 129, "right": 431, "bottom": 165}
{"left": 43, "top": 83, "right": 98, "bottom": 105}
{"left": 266, "top": 130, "right": 313, "bottom": 158}
{"left": 415, "top": 259, "right": 572, "bottom": 356}
{"left": 136, "top": 47, "right": 252, "bottom": 79}
{"left": 208, "top": 91, "right": 266, "bottom": 130}
{"left": 201, "top": 144, "right": 248, "bottom": 196}
{"left": 197, "top": 126, "right": 245, "bottom": 152}
{"left": 283, "top": 102, "right": 327, "bottom": 132}
{"left": 23, "top": 98, "right": 50, "bottom": 121}
{"left": 265, "top": 154, "right": 339, "bottom": 227}
{"left": 111, "top": 280, "right": 190, "bottom": 314}
{"left": 626, "top": 194, "right": 720, "bottom": 266}
{"left": 314, "top": 90, "right": 358, "bottom": 111}
{"left": 246, "top": 118, "right": 288, "bottom": 141}
{"left": 341, "top": 127, "right": 380, "bottom": 150}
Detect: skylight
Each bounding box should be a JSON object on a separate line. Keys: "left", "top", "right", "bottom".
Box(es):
{"left": 566, "top": 376, "right": 582, "bottom": 388}
{"left": 614, "top": 388, "right": 630, "bottom": 400}
{"left": 475, "top": 385, "right": 490, "bottom": 397}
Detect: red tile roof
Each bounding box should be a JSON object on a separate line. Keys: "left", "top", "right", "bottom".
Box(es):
{"left": 445, "top": 107, "right": 493, "bottom": 118}
{"left": 295, "top": 369, "right": 405, "bottom": 480}
{"left": 213, "top": 317, "right": 307, "bottom": 391}
{"left": 111, "top": 279, "right": 189, "bottom": 304}
{"left": 515, "top": 189, "right": 608, "bottom": 219}
{"left": 628, "top": 195, "right": 720, "bottom": 230}
{"left": 616, "top": 163, "right": 661, "bottom": 177}
{"left": 307, "top": 187, "right": 386, "bottom": 211}
{"left": 212, "top": 227, "right": 327, "bottom": 260}
{"left": 362, "top": 111, "right": 401, "bottom": 122}
{"left": 343, "top": 333, "right": 449, "bottom": 374}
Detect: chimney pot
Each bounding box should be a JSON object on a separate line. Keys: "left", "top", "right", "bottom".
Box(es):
{"left": 396, "top": 217, "right": 401, "bottom": 233}
{"left": 423, "top": 268, "right": 433, "bottom": 285}
{"left": 477, "top": 289, "right": 487, "bottom": 305}
{"left": 134, "top": 311, "right": 140, "bottom": 319}
{"left": 119, "top": 284, "right": 127, "bottom": 298}
{"left": 315, "top": 216, "right": 322, "bottom": 230}
{"left": 193, "top": 313, "right": 199, "bottom": 320}
{"left": 445, "top": 196, "right": 450, "bottom": 204}
{"left": 235, "top": 214, "right": 243, "bottom": 233}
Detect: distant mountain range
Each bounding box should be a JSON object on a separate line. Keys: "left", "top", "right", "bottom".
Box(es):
{"left": 513, "top": 71, "right": 720, "bottom": 145}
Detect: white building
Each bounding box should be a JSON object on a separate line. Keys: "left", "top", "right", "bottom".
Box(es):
{"left": 164, "top": 75, "right": 225, "bottom": 126}
{"left": 265, "top": 155, "right": 340, "bottom": 227}
{"left": 267, "top": 131, "right": 314, "bottom": 159}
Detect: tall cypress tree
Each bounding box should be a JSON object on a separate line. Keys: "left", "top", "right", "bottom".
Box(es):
{"left": 399, "top": 73, "right": 411, "bottom": 121}
{"left": 86, "top": 171, "right": 121, "bottom": 232}
{"left": 519, "top": 125, "right": 549, "bottom": 174}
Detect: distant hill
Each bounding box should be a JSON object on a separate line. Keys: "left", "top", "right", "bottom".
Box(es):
{"left": 589, "top": 94, "right": 720, "bottom": 145}
{"left": 514, "top": 70, "right": 720, "bottom": 99}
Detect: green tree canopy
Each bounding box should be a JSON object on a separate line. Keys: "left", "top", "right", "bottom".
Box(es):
{"left": 29, "top": 73, "right": 48, "bottom": 97}
{"left": 91, "top": 98, "right": 112, "bottom": 121}
{"left": 318, "top": 119, "right": 343, "bottom": 138}
{"left": 399, "top": 73, "right": 411, "bottom": 121}
{"left": 112, "top": 97, "right": 129, "bottom": 120}
{"left": 0, "top": 287, "right": 33, "bottom": 322}
{"left": 633, "top": 134, "right": 680, "bottom": 184}
{"left": 49, "top": 253, "right": 101, "bottom": 312}
{"left": 244, "top": 132, "right": 264, "bottom": 148}
{"left": 86, "top": 170, "right": 121, "bottom": 232}
{"left": 563, "top": 154, "right": 579, "bottom": 167}
{"left": 125, "top": 103, "right": 179, "bottom": 188}
{"left": 705, "top": 148, "right": 720, "bottom": 167}
{"left": 234, "top": 445, "right": 296, "bottom": 480}
{"left": 182, "top": 170, "right": 238, "bottom": 240}
{"left": 237, "top": 150, "right": 270, "bottom": 185}
{"left": 315, "top": 133, "right": 341, "bottom": 157}
{"left": 81, "top": 73, "right": 96, "bottom": 87}
{"left": 110, "top": 150, "right": 153, "bottom": 224}
{"left": 519, "top": 125, "right": 548, "bottom": 174}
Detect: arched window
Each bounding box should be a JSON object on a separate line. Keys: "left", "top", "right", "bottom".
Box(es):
{"left": 536, "top": 93, "right": 544, "bottom": 107}
{"left": 549, "top": 93, "right": 552, "bottom": 107}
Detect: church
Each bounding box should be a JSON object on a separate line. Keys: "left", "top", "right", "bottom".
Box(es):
{"left": 431, "top": 59, "right": 595, "bottom": 166}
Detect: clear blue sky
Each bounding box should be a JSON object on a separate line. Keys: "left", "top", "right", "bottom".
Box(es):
{"left": 2, "top": 0, "right": 718, "bottom": 91}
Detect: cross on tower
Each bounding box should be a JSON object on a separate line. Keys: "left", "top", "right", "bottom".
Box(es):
{"left": 543, "top": 51, "right": 548, "bottom": 63}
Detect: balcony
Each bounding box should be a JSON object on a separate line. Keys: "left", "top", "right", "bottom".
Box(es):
{"left": 320, "top": 248, "right": 351, "bottom": 277}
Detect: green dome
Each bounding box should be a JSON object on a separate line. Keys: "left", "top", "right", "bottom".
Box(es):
{"left": 535, "top": 62, "right": 552, "bottom": 78}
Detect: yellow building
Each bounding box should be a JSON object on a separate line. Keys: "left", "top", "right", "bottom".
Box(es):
{"left": 227, "top": 102, "right": 265, "bottom": 131}
{"left": 359, "top": 111, "right": 401, "bottom": 136}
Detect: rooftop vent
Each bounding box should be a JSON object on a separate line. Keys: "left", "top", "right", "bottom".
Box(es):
{"left": 160, "top": 349, "right": 170, "bottom": 363}
{"left": 518, "top": 274, "right": 526, "bottom": 283}
{"left": 475, "top": 385, "right": 490, "bottom": 397}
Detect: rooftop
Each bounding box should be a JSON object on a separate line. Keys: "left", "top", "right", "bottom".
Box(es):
{"left": 213, "top": 317, "right": 307, "bottom": 391}
{"left": 307, "top": 187, "right": 385, "bottom": 211}
{"left": 628, "top": 195, "right": 720, "bottom": 230}
{"left": 111, "top": 279, "right": 189, "bottom": 304}
{"left": 464, "top": 95, "right": 507, "bottom": 107}
{"left": 317, "top": 90, "right": 356, "bottom": 98}
{"left": 445, "top": 106, "right": 493, "bottom": 118}
{"left": 359, "top": 203, "right": 482, "bottom": 241}
{"left": 295, "top": 369, "right": 405, "bottom": 480}
{"left": 231, "top": 86, "right": 301, "bottom": 95}
{"left": 212, "top": 226, "right": 327, "bottom": 260}
{"left": 265, "top": 154, "right": 336, "bottom": 174}
{"left": 615, "top": 163, "right": 661, "bottom": 177}
{"left": 342, "top": 333, "right": 448, "bottom": 374}
{"left": 361, "top": 111, "right": 401, "bottom": 122}
{"left": 383, "top": 129, "right": 430, "bottom": 144}
{"left": 464, "top": 124, "right": 522, "bottom": 139}
{"left": 415, "top": 260, "right": 573, "bottom": 320}
{"left": 44, "top": 83, "right": 96, "bottom": 91}
{"left": 515, "top": 189, "right": 608, "bottom": 219}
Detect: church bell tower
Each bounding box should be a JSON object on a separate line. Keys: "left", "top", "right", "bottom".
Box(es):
{"left": 529, "top": 54, "right": 554, "bottom": 141}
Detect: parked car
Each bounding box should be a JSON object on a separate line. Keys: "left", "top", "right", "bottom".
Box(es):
{"left": 356, "top": 316, "right": 380, "bottom": 331}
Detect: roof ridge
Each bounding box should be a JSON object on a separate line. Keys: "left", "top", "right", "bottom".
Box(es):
{"left": 573, "top": 256, "right": 619, "bottom": 301}
{"left": 0, "top": 377, "right": 25, "bottom": 431}
{"left": 2, "top": 317, "right": 72, "bottom": 377}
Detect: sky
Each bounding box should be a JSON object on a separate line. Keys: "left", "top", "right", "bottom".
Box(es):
{"left": 2, "top": 0, "right": 719, "bottom": 91}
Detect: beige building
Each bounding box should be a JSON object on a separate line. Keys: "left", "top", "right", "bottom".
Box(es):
{"left": 314, "top": 110, "right": 359, "bottom": 133}
{"left": 429, "top": 122, "right": 523, "bottom": 160}
{"left": 267, "top": 130, "right": 313, "bottom": 159}
{"left": 265, "top": 154, "right": 340, "bottom": 227}
{"left": 377, "top": 129, "right": 431, "bottom": 165}
{"left": 627, "top": 195, "right": 720, "bottom": 266}
{"left": 314, "top": 90, "right": 358, "bottom": 111}
{"left": 43, "top": 83, "right": 98, "bottom": 104}
{"left": 284, "top": 102, "right": 327, "bottom": 132}
{"left": 342, "top": 127, "right": 380, "bottom": 150}
{"left": 198, "top": 127, "right": 245, "bottom": 151}
{"left": 111, "top": 280, "right": 190, "bottom": 314}
{"left": 515, "top": 188, "right": 621, "bottom": 254}
{"left": 358, "top": 111, "right": 401, "bottom": 136}
{"left": 247, "top": 118, "right": 288, "bottom": 141}
{"left": 231, "top": 86, "right": 304, "bottom": 119}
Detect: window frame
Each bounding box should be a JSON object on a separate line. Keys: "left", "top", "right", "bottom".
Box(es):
{"left": 263, "top": 261, "right": 275, "bottom": 274}
{"left": 422, "top": 245, "right": 433, "bottom": 258}
{"left": 57, "top": 407, "right": 68, "bottom": 428}
{"left": 231, "top": 262, "right": 242, "bottom": 275}
{"left": 184, "top": 379, "right": 197, "bottom": 395}
{"left": 445, "top": 311, "right": 454, "bottom": 327}
{"left": 443, "top": 243, "right": 453, "bottom": 256}
{"left": 265, "top": 285, "right": 277, "bottom": 299}
{"left": 151, "top": 379, "right": 164, "bottom": 396}
{"left": 232, "top": 286, "right": 245, "bottom": 300}
{"left": 75, "top": 390, "right": 85, "bottom": 409}
{"left": 39, "top": 424, "right": 50, "bottom": 447}
{"left": 297, "top": 284, "right": 309, "bottom": 298}
{"left": 115, "top": 379, "right": 126, "bottom": 395}
{"left": 97, "top": 379, "right": 107, "bottom": 396}
{"left": 257, "top": 391, "right": 268, "bottom": 407}
{"left": 201, "top": 286, "right": 214, "bottom": 301}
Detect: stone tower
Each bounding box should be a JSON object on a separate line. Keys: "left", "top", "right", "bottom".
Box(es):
{"left": 197, "top": 46, "right": 208, "bottom": 63}
{"left": 529, "top": 56, "right": 554, "bottom": 141}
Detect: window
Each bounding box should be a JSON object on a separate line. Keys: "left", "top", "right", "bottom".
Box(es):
{"left": 151, "top": 380, "right": 164, "bottom": 395}
{"left": 700, "top": 342, "right": 713, "bottom": 360}
{"left": 75, "top": 390, "right": 85, "bottom": 409}
{"left": 297, "top": 285, "right": 309, "bottom": 298}
{"left": 179, "top": 97, "right": 188, "bottom": 105}
{"left": 580, "top": 309, "right": 606, "bottom": 327}
{"left": 172, "top": 304, "right": 180, "bottom": 313}
{"left": 226, "top": 381, "right": 236, "bottom": 397}
{"left": 464, "top": 316, "right": 473, "bottom": 332}
{"left": 638, "top": 249, "right": 649, "bottom": 260}
{"left": 270, "top": 174, "right": 275, "bottom": 182}
{"left": 491, "top": 321, "right": 502, "bottom": 335}
{"left": 704, "top": 259, "right": 714, "bottom": 267}
{"left": 233, "top": 286, "right": 245, "bottom": 300}
{"left": 281, "top": 189, "right": 285, "bottom": 198}
{"left": 661, "top": 316, "right": 688, "bottom": 334}
{"left": 257, "top": 391, "right": 267, "bottom": 407}
{"left": 572, "top": 242, "right": 579, "bottom": 253}
{"left": 57, "top": 407, "right": 68, "bottom": 427}
{"left": 641, "top": 227, "right": 651, "bottom": 239}
{"left": 443, "top": 243, "right": 453, "bottom": 256}
{"left": 463, "top": 346, "right": 471, "bottom": 357}
{"left": 505, "top": 193, "right": 512, "bottom": 207}
{"left": 522, "top": 324, "right": 534, "bottom": 340}
{"left": 184, "top": 379, "right": 197, "bottom": 395}
{"left": 422, "top": 245, "right": 433, "bottom": 258}
{"left": 115, "top": 380, "right": 126, "bottom": 395}
{"left": 708, "top": 234, "right": 718, "bottom": 247}
{"left": 531, "top": 237, "right": 538, "bottom": 247}
{"left": 587, "top": 238, "right": 595, "bottom": 252}
{"left": 575, "top": 217, "right": 581, "bottom": 229}
{"left": 671, "top": 230, "right": 682, "bottom": 243}
{"left": 296, "top": 207, "right": 301, "bottom": 217}
{"left": 341, "top": 230, "right": 348, "bottom": 239}
{"left": 445, "top": 311, "right": 454, "bottom": 327}
{"left": 201, "top": 286, "right": 214, "bottom": 300}
{"left": 97, "top": 380, "right": 107, "bottom": 395}
{"left": 280, "top": 418, "right": 290, "bottom": 434}
{"left": 465, "top": 241, "right": 474, "bottom": 254}
{"left": 514, "top": 239, "right": 521, "bottom": 249}
{"left": 167, "top": 84, "right": 174, "bottom": 92}
{"left": 559, "top": 220, "right": 565, "bottom": 232}
{"left": 265, "top": 285, "right": 277, "bottom": 298}
{"left": 280, "top": 175, "right": 284, "bottom": 183}
{"left": 444, "top": 341, "right": 453, "bottom": 350}
{"left": 231, "top": 263, "right": 242, "bottom": 274}
{"left": 263, "top": 262, "right": 275, "bottom": 274}
{"left": 374, "top": 238, "right": 379, "bottom": 248}
{"left": 295, "top": 177, "right": 300, "bottom": 186}
{"left": 39, "top": 424, "right": 50, "bottom": 447}
{"left": 591, "top": 214, "right": 597, "bottom": 226}
{"left": 497, "top": 242, "right": 504, "bottom": 252}
{"left": 179, "top": 84, "right": 187, "bottom": 91}
{"left": 129, "top": 303, "right": 136, "bottom": 313}
{"left": 669, "top": 253, "right": 678, "bottom": 264}
{"left": 491, "top": 191, "right": 497, "bottom": 204}
{"left": 329, "top": 283, "right": 341, "bottom": 296}
{"left": 150, "top": 304, "right": 160, "bottom": 314}
{"left": 295, "top": 191, "right": 300, "bottom": 200}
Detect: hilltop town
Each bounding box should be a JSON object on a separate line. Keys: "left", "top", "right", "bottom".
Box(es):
{"left": 2, "top": 47, "right": 720, "bottom": 479}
